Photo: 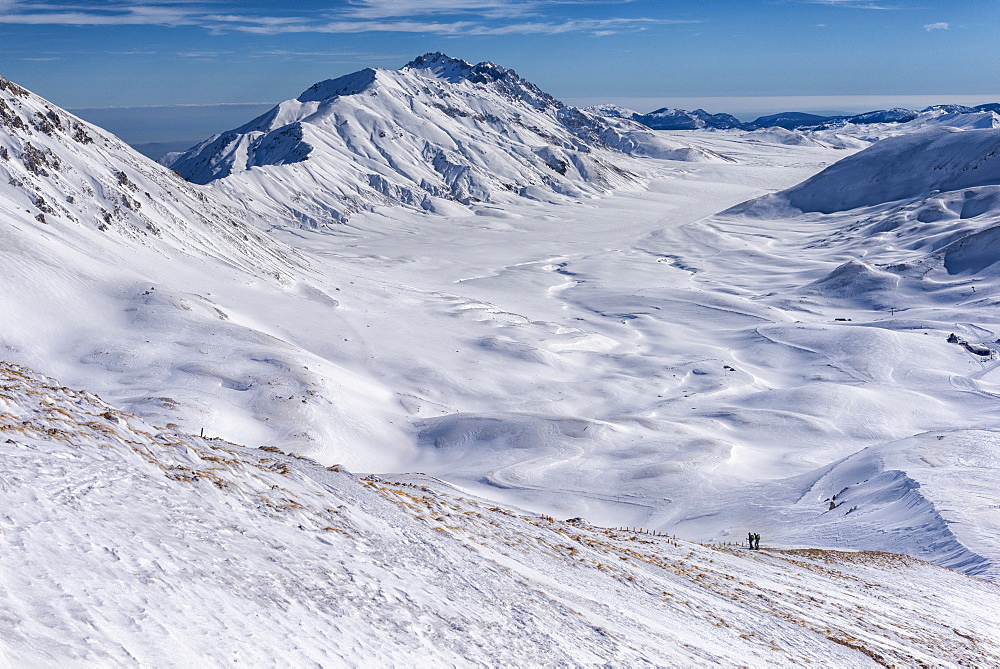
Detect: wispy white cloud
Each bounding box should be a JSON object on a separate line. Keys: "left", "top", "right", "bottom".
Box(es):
{"left": 0, "top": 1, "right": 264, "bottom": 26}
{"left": 468, "top": 17, "right": 690, "bottom": 36}
{"left": 228, "top": 15, "right": 693, "bottom": 36}
{"left": 924, "top": 21, "right": 949, "bottom": 31}
{"left": 341, "top": 0, "right": 637, "bottom": 20}
{"left": 0, "top": 2, "right": 300, "bottom": 27}
{"left": 251, "top": 49, "right": 368, "bottom": 58}
{"left": 0, "top": 0, "right": 676, "bottom": 37}
{"left": 202, "top": 14, "right": 307, "bottom": 27}
{"left": 226, "top": 19, "right": 478, "bottom": 36}
{"left": 800, "top": 0, "right": 899, "bottom": 9}
{"left": 106, "top": 49, "right": 162, "bottom": 55}
{"left": 176, "top": 50, "right": 232, "bottom": 59}
{"left": 343, "top": 0, "right": 542, "bottom": 19}
{"left": 0, "top": 7, "right": 190, "bottom": 26}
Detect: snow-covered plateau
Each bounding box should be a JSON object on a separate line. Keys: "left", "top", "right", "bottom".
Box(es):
{"left": 4, "top": 53, "right": 1000, "bottom": 663}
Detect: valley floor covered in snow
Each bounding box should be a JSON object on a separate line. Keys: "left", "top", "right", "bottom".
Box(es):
{"left": 253, "top": 131, "right": 1000, "bottom": 579}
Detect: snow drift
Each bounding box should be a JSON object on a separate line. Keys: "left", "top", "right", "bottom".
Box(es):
{"left": 802, "top": 259, "right": 900, "bottom": 308}
{"left": 784, "top": 429, "right": 1000, "bottom": 579}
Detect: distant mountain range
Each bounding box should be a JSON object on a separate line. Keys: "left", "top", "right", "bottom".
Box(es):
{"left": 587, "top": 104, "right": 745, "bottom": 131}
{"left": 589, "top": 103, "right": 1000, "bottom": 131}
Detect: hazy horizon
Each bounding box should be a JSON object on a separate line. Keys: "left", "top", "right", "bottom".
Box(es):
{"left": 69, "top": 92, "right": 1000, "bottom": 150}
{"left": 6, "top": 0, "right": 997, "bottom": 148}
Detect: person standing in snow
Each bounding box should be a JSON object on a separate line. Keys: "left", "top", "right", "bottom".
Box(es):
{"left": 753, "top": 533, "right": 761, "bottom": 550}
{"left": 747, "top": 531, "right": 754, "bottom": 549}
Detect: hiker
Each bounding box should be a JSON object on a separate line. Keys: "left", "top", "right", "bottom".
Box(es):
{"left": 753, "top": 533, "right": 761, "bottom": 550}
{"left": 747, "top": 531, "right": 754, "bottom": 549}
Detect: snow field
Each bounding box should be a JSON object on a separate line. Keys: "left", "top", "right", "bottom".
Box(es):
{"left": 10, "top": 48, "right": 1000, "bottom": 669}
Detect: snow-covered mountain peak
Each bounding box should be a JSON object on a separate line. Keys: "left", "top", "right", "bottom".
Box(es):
{"left": 583, "top": 103, "right": 641, "bottom": 119}
{"left": 599, "top": 105, "right": 747, "bottom": 131}
{"left": 403, "top": 50, "right": 478, "bottom": 79}
{"left": 297, "top": 52, "right": 557, "bottom": 110}
{"left": 923, "top": 103, "right": 977, "bottom": 114}
{"left": 405, "top": 50, "right": 471, "bottom": 69}
{"left": 846, "top": 107, "right": 919, "bottom": 124}
{"left": 296, "top": 67, "right": 379, "bottom": 102}
{"left": 169, "top": 54, "right": 729, "bottom": 224}
{"left": 403, "top": 51, "right": 559, "bottom": 109}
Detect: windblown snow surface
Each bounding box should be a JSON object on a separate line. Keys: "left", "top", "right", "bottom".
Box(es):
{"left": 2, "top": 361, "right": 1000, "bottom": 665}
{"left": 6, "top": 61, "right": 1000, "bottom": 663}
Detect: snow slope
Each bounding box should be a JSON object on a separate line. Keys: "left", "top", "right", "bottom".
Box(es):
{"left": 727, "top": 127, "right": 1000, "bottom": 280}
{"left": 3, "top": 360, "right": 999, "bottom": 665}
{"left": 273, "top": 125, "right": 1000, "bottom": 579}
{"left": 169, "top": 53, "right": 730, "bottom": 225}
{"left": 0, "top": 74, "right": 412, "bottom": 466}
{"left": 734, "top": 127, "right": 1000, "bottom": 214}
{"left": 0, "top": 75, "right": 289, "bottom": 274}
{"left": 776, "top": 429, "right": 1000, "bottom": 579}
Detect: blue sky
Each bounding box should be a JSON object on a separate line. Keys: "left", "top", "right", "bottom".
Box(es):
{"left": 1, "top": 0, "right": 997, "bottom": 144}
